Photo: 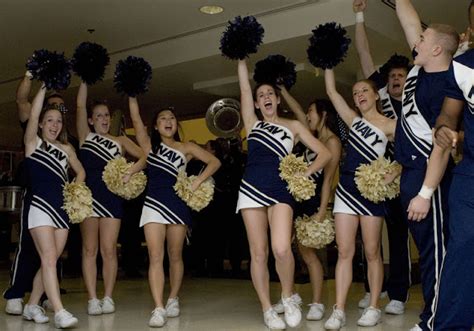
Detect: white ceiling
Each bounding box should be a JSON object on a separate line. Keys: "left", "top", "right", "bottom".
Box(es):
{"left": 0, "top": 0, "right": 468, "bottom": 148}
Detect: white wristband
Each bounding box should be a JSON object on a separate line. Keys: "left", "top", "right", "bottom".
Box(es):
{"left": 418, "top": 185, "right": 434, "bottom": 200}
{"left": 25, "top": 70, "right": 33, "bottom": 79}
{"left": 355, "top": 12, "right": 365, "bottom": 23}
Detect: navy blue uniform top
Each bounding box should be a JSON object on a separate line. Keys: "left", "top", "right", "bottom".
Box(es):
{"left": 446, "top": 49, "right": 474, "bottom": 176}
{"left": 394, "top": 65, "right": 451, "bottom": 169}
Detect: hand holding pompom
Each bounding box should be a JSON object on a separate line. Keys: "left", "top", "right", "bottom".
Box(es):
{"left": 253, "top": 54, "right": 297, "bottom": 89}
{"left": 62, "top": 182, "right": 93, "bottom": 224}
{"left": 279, "top": 154, "right": 316, "bottom": 202}
{"left": 220, "top": 16, "right": 264, "bottom": 60}
{"left": 307, "top": 22, "right": 351, "bottom": 69}
{"left": 102, "top": 157, "right": 147, "bottom": 200}
{"left": 174, "top": 171, "right": 214, "bottom": 212}
{"left": 114, "top": 56, "right": 152, "bottom": 96}
{"left": 26, "top": 49, "right": 72, "bottom": 90}
{"left": 72, "top": 42, "right": 110, "bottom": 85}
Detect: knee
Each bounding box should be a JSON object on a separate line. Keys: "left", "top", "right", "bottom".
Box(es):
{"left": 272, "top": 245, "right": 292, "bottom": 262}
{"left": 364, "top": 246, "right": 381, "bottom": 263}
{"left": 41, "top": 253, "right": 57, "bottom": 269}
{"left": 100, "top": 245, "right": 117, "bottom": 261}
{"left": 250, "top": 249, "right": 268, "bottom": 265}
{"left": 82, "top": 245, "right": 98, "bottom": 259}
{"left": 301, "top": 250, "right": 319, "bottom": 266}
{"left": 337, "top": 245, "right": 355, "bottom": 261}
{"left": 148, "top": 251, "right": 164, "bottom": 266}
{"left": 167, "top": 249, "right": 183, "bottom": 265}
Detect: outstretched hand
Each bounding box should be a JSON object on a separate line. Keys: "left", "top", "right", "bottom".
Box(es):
{"left": 353, "top": 0, "right": 367, "bottom": 13}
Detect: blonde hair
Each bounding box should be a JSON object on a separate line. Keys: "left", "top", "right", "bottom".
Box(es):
{"left": 428, "top": 24, "right": 460, "bottom": 56}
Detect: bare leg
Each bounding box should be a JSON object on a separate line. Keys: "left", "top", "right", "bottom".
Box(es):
{"left": 99, "top": 217, "right": 121, "bottom": 298}
{"left": 144, "top": 223, "right": 166, "bottom": 308}
{"left": 242, "top": 208, "right": 271, "bottom": 311}
{"left": 80, "top": 217, "right": 99, "bottom": 300}
{"left": 360, "top": 216, "right": 384, "bottom": 309}
{"left": 299, "top": 244, "right": 324, "bottom": 303}
{"left": 166, "top": 225, "right": 187, "bottom": 299}
{"left": 334, "top": 213, "right": 360, "bottom": 311}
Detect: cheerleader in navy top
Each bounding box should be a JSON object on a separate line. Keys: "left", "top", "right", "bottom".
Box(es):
{"left": 280, "top": 86, "right": 342, "bottom": 321}
{"left": 430, "top": 47, "right": 474, "bottom": 330}
{"left": 76, "top": 82, "right": 146, "bottom": 315}
{"left": 22, "top": 85, "right": 85, "bottom": 328}
{"left": 323, "top": 68, "right": 396, "bottom": 329}
{"left": 236, "top": 59, "right": 331, "bottom": 330}
{"left": 129, "top": 97, "right": 220, "bottom": 328}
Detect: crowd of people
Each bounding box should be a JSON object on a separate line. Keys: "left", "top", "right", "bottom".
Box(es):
{"left": 1, "top": 0, "right": 473, "bottom": 330}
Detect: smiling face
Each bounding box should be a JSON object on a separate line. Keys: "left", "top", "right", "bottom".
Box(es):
{"left": 254, "top": 84, "right": 280, "bottom": 118}
{"left": 353, "top": 80, "right": 379, "bottom": 113}
{"left": 387, "top": 67, "right": 408, "bottom": 98}
{"left": 155, "top": 109, "right": 178, "bottom": 138}
{"left": 39, "top": 108, "right": 63, "bottom": 142}
{"left": 88, "top": 104, "right": 111, "bottom": 135}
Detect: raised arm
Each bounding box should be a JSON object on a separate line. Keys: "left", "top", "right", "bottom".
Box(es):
{"left": 395, "top": 0, "right": 423, "bottom": 50}
{"left": 238, "top": 59, "right": 258, "bottom": 132}
{"left": 16, "top": 72, "right": 33, "bottom": 123}
{"left": 324, "top": 69, "right": 357, "bottom": 126}
{"left": 279, "top": 85, "right": 309, "bottom": 128}
{"left": 76, "top": 82, "right": 91, "bottom": 144}
{"left": 24, "top": 85, "right": 46, "bottom": 155}
{"left": 185, "top": 142, "right": 221, "bottom": 191}
{"left": 128, "top": 97, "right": 151, "bottom": 153}
{"left": 353, "top": 0, "right": 377, "bottom": 78}
{"left": 315, "top": 136, "right": 341, "bottom": 221}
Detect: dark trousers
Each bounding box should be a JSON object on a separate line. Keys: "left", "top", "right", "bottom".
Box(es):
{"left": 400, "top": 168, "right": 451, "bottom": 331}
{"left": 434, "top": 174, "right": 474, "bottom": 331}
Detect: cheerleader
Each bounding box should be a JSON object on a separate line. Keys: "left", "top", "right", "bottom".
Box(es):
{"left": 76, "top": 82, "right": 146, "bottom": 315}
{"left": 276, "top": 86, "right": 342, "bottom": 321}
{"left": 236, "top": 58, "right": 331, "bottom": 330}
{"left": 22, "top": 85, "right": 85, "bottom": 328}
{"left": 323, "top": 68, "right": 396, "bottom": 329}
{"left": 128, "top": 97, "right": 220, "bottom": 328}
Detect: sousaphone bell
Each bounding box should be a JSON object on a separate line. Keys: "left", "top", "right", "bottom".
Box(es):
{"left": 205, "top": 98, "right": 242, "bottom": 138}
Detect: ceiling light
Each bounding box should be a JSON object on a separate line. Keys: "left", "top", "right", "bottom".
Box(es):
{"left": 199, "top": 5, "right": 224, "bottom": 15}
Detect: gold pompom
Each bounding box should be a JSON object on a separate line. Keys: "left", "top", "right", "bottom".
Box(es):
{"left": 174, "top": 171, "right": 215, "bottom": 212}
{"left": 354, "top": 157, "right": 402, "bottom": 203}
{"left": 295, "top": 214, "right": 335, "bottom": 249}
{"left": 62, "top": 182, "right": 93, "bottom": 224}
{"left": 279, "top": 154, "right": 316, "bottom": 202}
{"left": 102, "top": 157, "right": 147, "bottom": 200}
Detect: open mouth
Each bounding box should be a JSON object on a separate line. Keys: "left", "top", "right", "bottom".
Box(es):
{"left": 264, "top": 101, "right": 272, "bottom": 110}
{"left": 393, "top": 83, "right": 401, "bottom": 89}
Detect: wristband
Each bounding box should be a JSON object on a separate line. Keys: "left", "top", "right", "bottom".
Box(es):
{"left": 25, "top": 70, "right": 33, "bottom": 79}
{"left": 418, "top": 185, "right": 434, "bottom": 200}
{"left": 355, "top": 12, "right": 365, "bottom": 23}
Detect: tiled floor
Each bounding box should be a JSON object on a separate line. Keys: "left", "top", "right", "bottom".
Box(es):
{"left": 0, "top": 270, "right": 425, "bottom": 330}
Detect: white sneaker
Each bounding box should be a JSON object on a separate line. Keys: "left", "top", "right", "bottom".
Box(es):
{"left": 101, "top": 297, "right": 115, "bottom": 314}
{"left": 54, "top": 309, "right": 78, "bottom": 329}
{"left": 306, "top": 302, "right": 325, "bottom": 321}
{"left": 149, "top": 308, "right": 167, "bottom": 328}
{"left": 5, "top": 298, "right": 23, "bottom": 315}
{"left": 165, "top": 297, "right": 180, "bottom": 317}
{"left": 384, "top": 299, "right": 405, "bottom": 315}
{"left": 357, "top": 306, "right": 382, "bottom": 327}
{"left": 358, "top": 291, "right": 387, "bottom": 309}
{"left": 87, "top": 298, "right": 102, "bottom": 315}
{"left": 22, "top": 304, "right": 49, "bottom": 323}
{"left": 263, "top": 308, "right": 286, "bottom": 330}
{"left": 41, "top": 299, "right": 54, "bottom": 312}
{"left": 409, "top": 324, "right": 423, "bottom": 331}
{"left": 272, "top": 293, "right": 302, "bottom": 314}
{"left": 282, "top": 295, "right": 302, "bottom": 327}
{"left": 324, "top": 305, "right": 346, "bottom": 330}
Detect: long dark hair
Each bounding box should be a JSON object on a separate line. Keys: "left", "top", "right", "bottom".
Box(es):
{"left": 310, "top": 98, "right": 340, "bottom": 139}
{"left": 38, "top": 107, "right": 68, "bottom": 149}
{"left": 150, "top": 108, "right": 181, "bottom": 154}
